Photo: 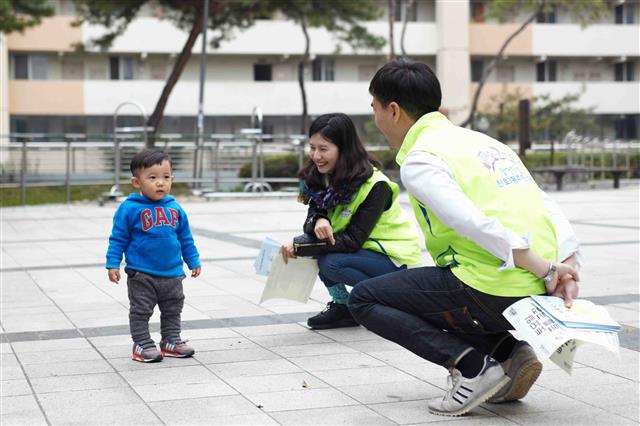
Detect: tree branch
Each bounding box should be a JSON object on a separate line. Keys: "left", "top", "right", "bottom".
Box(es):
{"left": 460, "top": 1, "right": 544, "bottom": 129}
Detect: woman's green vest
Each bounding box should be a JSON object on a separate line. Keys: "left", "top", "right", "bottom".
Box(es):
{"left": 327, "top": 169, "right": 423, "bottom": 266}
{"left": 396, "top": 112, "right": 558, "bottom": 297}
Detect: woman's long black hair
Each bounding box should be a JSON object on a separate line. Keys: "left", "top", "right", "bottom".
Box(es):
{"left": 298, "top": 113, "right": 381, "bottom": 205}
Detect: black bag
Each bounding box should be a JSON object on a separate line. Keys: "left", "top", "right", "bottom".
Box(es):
{"left": 293, "top": 233, "right": 329, "bottom": 257}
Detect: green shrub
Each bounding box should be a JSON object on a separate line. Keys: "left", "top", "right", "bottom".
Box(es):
{"left": 238, "top": 153, "right": 301, "bottom": 178}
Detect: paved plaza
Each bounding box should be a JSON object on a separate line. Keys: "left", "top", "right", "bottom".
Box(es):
{"left": 1, "top": 186, "right": 639, "bottom": 425}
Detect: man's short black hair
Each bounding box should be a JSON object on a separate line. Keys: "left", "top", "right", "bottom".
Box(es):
{"left": 369, "top": 58, "right": 442, "bottom": 120}
{"left": 130, "top": 149, "right": 172, "bottom": 176}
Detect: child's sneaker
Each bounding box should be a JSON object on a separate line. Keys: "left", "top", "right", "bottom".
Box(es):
{"left": 132, "top": 342, "right": 163, "bottom": 363}
{"left": 160, "top": 339, "right": 195, "bottom": 358}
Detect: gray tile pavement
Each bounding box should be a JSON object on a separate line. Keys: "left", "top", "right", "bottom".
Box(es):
{"left": 1, "top": 187, "right": 639, "bottom": 425}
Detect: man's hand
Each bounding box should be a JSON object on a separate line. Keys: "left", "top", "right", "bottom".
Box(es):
{"left": 550, "top": 274, "right": 579, "bottom": 308}
{"left": 314, "top": 218, "right": 335, "bottom": 245}
{"left": 191, "top": 267, "right": 201, "bottom": 278}
{"left": 108, "top": 269, "right": 121, "bottom": 284}
{"left": 545, "top": 262, "right": 580, "bottom": 294}
{"left": 280, "top": 243, "right": 296, "bottom": 264}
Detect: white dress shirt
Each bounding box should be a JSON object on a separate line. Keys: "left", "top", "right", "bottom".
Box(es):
{"left": 401, "top": 151, "right": 582, "bottom": 270}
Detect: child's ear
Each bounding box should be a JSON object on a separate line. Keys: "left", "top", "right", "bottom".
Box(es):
{"left": 131, "top": 176, "right": 140, "bottom": 188}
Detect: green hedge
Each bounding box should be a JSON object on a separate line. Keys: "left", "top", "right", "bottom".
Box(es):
{"left": 0, "top": 183, "right": 192, "bottom": 208}
{"left": 239, "top": 150, "right": 639, "bottom": 179}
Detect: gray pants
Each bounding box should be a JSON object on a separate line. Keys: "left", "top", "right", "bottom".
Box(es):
{"left": 126, "top": 270, "right": 185, "bottom": 345}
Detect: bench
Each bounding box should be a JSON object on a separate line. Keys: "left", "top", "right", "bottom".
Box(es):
{"left": 531, "top": 166, "right": 628, "bottom": 191}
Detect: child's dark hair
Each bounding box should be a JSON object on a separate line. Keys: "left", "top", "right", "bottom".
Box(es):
{"left": 298, "top": 113, "right": 381, "bottom": 203}
{"left": 130, "top": 149, "right": 172, "bottom": 176}
{"left": 369, "top": 58, "right": 441, "bottom": 120}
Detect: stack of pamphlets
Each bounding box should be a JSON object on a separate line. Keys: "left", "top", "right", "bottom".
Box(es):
{"left": 503, "top": 296, "right": 621, "bottom": 374}
{"left": 254, "top": 237, "right": 319, "bottom": 304}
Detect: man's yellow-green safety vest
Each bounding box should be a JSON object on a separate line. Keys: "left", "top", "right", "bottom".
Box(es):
{"left": 396, "top": 112, "right": 557, "bottom": 297}
{"left": 328, "top": 169, "right": 423, "bottom": 266}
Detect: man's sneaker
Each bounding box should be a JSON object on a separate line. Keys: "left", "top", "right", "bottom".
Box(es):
{"left": 132, "top": 343, "right": 163, "bottom": 363}
{"left": 160, "top": 339, "right": 195, "bottom": 358}
{"left": 488, "top": 341, "right": 542, "bottom": 403}
{"left": 428, "top": 356, "right": 509, "bottom": 417}
{"left": 307, "top": 302, "right": 358, "bottom": 330}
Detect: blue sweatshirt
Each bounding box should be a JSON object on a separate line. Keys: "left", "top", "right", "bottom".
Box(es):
{"left": 106, "top": 194, "right": 200, "bottom": 277}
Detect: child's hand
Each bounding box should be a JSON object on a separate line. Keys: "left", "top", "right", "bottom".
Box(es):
{"left": 280, "top": 243, "right": 296, "bottom": 264}
{"left": 108, "top": 269, "right": 121, "bottom": 284}
{"left": 191, "top": 267, "right": 201, "bottom": 278}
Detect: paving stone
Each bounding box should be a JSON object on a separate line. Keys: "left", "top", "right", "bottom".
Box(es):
{"left": 24, "top": 359, "right": 115, "bottom": 378}
{"left": 310, "top": 365, "right": 416, "bottom": 388}
{"left": 551, "top": 380, "right": 640, "bottom": 408}
{"left": 1, "top": 364, "right": 26, "bottom": 380}
{"left": 247, "top": 332, "right": 334, "bottom": 348}
{"left": 37, "top": 387, "right": 143, "bottom": 411}
{"left": 18, "top": 348, "right": 103, "bottom": 365}
{"left": 148, "top": 395, "right": 264, "bottom": 423}
{"left": 226, "top": 372, "right": 329, "bottom": 394}
{"left": 108, "top": 355, "right": 200, "bottom": 372}
{"left": 188, "top": 336, "right": 258, "bottom": 352}
{"left": 0, "top": 379, "right": 32, "bottom": 397}
{"left": 0, "top": 343, "right": 12, "bottom": 354}
{"left": 289, "top": 352, "right": 387, "bottom": 372}
{"left": 316, "top": 327, "right": 382, "bottom": 342}
{"left": 208, "top": 358, "right": 303, "bottom": 379}
{"left": 132, "top": 379, "right": 237, "bottom": 402}
{"left": 44, "top": 403, "right": 161, "bottom": 425}
{"left": 245, "top": 387, "right": 359, "bottom": 412}
{"left": 233, "top": 323, "right": 309, "bottom": 337}
{"left": 370, "top": 399, "right": 495, "bottom": 424}
{"left": 270, "top": 404, "right": 396, "bottom": 425}
{"left": 339, "top": 380, "right": 441, "bottom": 404}
{"left": 31, "top": 372, "right": 127, "bottom": 393}
{"left": 270, "top": 342, "right": 358, "bottom": 358}
{"left": 120, "top": 365, "right": 219, "bottom": 386}
{"left": 195, "top": 347, "right": 280, "bottom": 364}
{"left": 0, "top": 395, "right": 46, "bottom": 425}
{"left": 504, "top": 406, "right": 635, "bottom": 425}
{"left": 368, "top": 349, "right": 431, "bottom": 364}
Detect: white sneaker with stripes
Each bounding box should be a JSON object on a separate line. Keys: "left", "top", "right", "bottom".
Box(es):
{"left": 428, "top": 356, "right": 509, "bottom": 417}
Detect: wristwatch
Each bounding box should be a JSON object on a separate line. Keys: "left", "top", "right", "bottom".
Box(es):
{"left": 542, "top": 262, "right": 557, "bottom": 285}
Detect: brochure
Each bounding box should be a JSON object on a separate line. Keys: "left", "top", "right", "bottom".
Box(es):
{"left": 259, "top": 254, "right": 319, "bottom": 304}
{"left": 503, "top": 297, "right": 620, "bottom": 374}
{"left": 254, "top": 237, "right": 282, "bottom": 276}
{"left": 530, "top": 295, "right": 621, "bottom": 331}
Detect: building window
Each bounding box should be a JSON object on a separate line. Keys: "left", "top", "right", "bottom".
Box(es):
{"left": 536, "top": 60, "right": 557, "bottom": 82}
{"left": 496, "top": 65, "right": 515, "bottom": 82}
{"left": 395, "top": 0, "right": 417, "bottom": 22}
{"left": 62, "top": 58, "right": 84, "bottom": 80}
{"left": 536, "top": 6, "right": 556, "bottom": 23}
{"left": 253, "top": 63, "right": 272, "bottom": 81}
{"left": 109, "top": 56, "right": 134, "bottom": 80}
{"left": 615, "top": 61, "right": 636, "bottom": 82}
{"left": 12, "top": 54, "right": 48, "bottom": 80}
{"left": 471, "top": 59, "right": 484, "bottom": 82}
{"left": 470, "top": 0, "right": 485, "bottom": 23}
{"left": 615, "top": 114, "right": 638, "bottom": 139}
{"left": 615, "top": 3, "right": 635, "bottom": 24}
{"left": 312, "top": 58, "right": 334, "bottom": 81}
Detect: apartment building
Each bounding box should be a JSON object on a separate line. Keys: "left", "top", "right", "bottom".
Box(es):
{"left": 1, "top": 0, "right": 638, "bottom": 140}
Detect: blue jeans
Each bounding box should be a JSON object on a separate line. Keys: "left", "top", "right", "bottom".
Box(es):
{"left": 348, "top": 266, "right": 529, "bottom": 370}
{"left": 317, "top": 250, "right": 406, "bottom": 288}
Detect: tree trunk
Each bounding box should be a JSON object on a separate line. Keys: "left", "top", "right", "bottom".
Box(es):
{"left": 387, "top": 0, "right": 396, "bottom": 60}
{"left": 297, "top": 18, "right": 310, "bottom": 135}
{"left": 460, "top": 3, "right": 543, "bottom": 129}
{"left": 145, "top": 6, "right": 203, "bottom": 147}
{"left": 400, "top": 0, "right": 414, "bottom": 57}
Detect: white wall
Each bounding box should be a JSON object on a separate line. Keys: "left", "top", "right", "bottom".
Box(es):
{"left": 533, "top": 82, "right": 640, "bottom": 114}
{"left": 83, "top": 19, "right": 438, "bottom": 57}
{"left": 532, "top": 24, "right": 640, "bottom": 57}
{"left": 84, "top": 81, "right": 374, "bottom": 116}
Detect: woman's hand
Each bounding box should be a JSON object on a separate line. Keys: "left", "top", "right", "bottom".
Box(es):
{"left": 280, "top": 243, "right": 296, "bottom": 264}
{"left": 314, "top": 218, "right": 336, "bottom": 245}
